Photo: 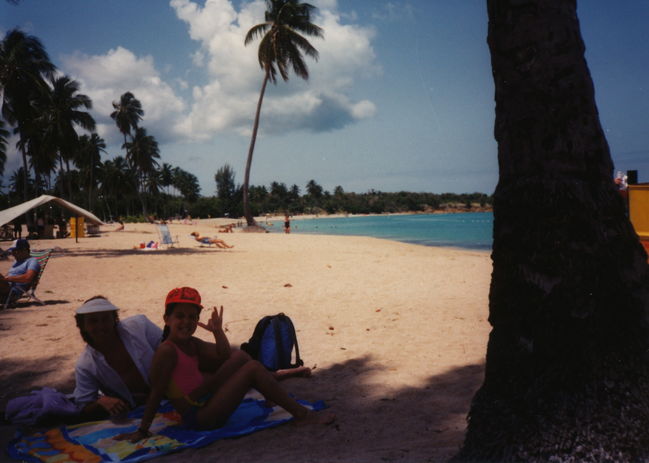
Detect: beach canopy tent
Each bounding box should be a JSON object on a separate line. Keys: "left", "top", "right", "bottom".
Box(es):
{"left": 0, "top": 195, "right": 104, "bottom": 228}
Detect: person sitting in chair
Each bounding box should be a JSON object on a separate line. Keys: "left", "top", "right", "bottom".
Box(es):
{"left": 190, "top": 231, "right": 234, "bottom": 249}
{"left": 0, "top": 238, "right": 40, "bottom": 302}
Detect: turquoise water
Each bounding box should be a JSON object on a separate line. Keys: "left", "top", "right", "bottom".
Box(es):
{"left": 270, "top": 212, "right": 493, "bottom": 250}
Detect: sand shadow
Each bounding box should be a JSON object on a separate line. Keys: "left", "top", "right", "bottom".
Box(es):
{"left": 165, "top": 356, "right": 483, "bottom": 463}
{"left": 0, "top": 355, "right": 483, "bottom": 462}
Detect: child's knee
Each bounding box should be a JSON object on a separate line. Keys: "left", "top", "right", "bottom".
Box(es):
{"left": 231, "top": 349, "right": 252, "bottom": 363}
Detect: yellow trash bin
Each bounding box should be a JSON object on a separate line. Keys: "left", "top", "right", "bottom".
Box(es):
{"left": 69, "top": 217, "right": 85, "bottom": 238}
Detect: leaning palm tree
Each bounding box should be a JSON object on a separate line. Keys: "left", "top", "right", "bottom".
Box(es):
{"left": 0, "top": 29, "right": 55, "bottom": 200}
{"left": 242, "top": 0, "right": 323, "bottom": 226}
{"left": 110, "top": 91, "right": 143, "bottom": 146}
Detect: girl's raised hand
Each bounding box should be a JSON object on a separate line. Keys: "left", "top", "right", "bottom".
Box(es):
{"left": 198, "top": 305, "right": 224, "bottom": 333}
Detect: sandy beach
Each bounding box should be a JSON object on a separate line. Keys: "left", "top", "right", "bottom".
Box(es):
{"left": 0, "top": 219, "right": 492, "bottom": 462}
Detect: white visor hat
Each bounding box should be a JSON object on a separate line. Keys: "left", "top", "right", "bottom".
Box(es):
{"left": 76, "top": 298, "right": 120, "bottom": 314}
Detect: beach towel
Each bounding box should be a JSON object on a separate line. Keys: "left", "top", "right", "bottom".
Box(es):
{"left": 8, "top": 398, "right": 325, "bottom": 463}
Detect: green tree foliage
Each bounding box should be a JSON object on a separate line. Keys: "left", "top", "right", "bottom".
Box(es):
{"left": 214, "top": 163, "right": 239, "bottom": 216}
{"left": 110, "top": 91, "right": 143, "bottom": 145}
{"left": 0, "top": 28, "right": 56, "bottom": 200}
{"left": 0, "top": 119, "right": 8, "bottom": 174}
{"left": 172, "top": 167, "right": 201, "bottom": 202}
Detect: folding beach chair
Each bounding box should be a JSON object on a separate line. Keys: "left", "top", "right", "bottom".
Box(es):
{"left": 3, "top": 248, "right": 53, "bottom": 310}
{"left": 157, "top": 224, "right": 178, "bottom": 248}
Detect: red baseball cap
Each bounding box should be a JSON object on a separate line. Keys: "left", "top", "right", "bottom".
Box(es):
{"left": 165, "top": 287, "right": 203, "bottom": 310}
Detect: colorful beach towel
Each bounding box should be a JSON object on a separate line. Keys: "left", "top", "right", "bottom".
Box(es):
{"left": 8, "top": 398, "right": 325, "bottom": 463}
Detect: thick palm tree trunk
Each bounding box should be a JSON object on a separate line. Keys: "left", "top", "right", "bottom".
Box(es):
{"left": 243, "top": 69, "right": 270, "bottom": 227}
{"left": 455, "top": 1, "right": 649, "bottom": 461}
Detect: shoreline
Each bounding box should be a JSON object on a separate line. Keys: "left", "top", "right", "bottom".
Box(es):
{"left": 261, "top": 208, "right": 493, "bottom": 223}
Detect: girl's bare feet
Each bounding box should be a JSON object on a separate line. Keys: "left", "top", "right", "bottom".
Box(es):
{"left": 275, "top": 366, "right": 312, "bottom": 380}
{"left": 293, "top": 409, "right": 336, "bottom": 426}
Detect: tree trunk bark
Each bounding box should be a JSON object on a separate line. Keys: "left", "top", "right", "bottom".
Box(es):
{"left": 243, "top": 69, "right": 270, "bottom": 227}
{"left": 455, "top": 1, "right": 649, "bottom": 461}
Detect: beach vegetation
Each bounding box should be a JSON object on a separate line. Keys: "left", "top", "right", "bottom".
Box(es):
{"left": 455, "top": 1, "right": 649, "bottom": 461}
{"left": 110, "top": 92, "right": 143, "bottom": 147}
{"left": 38, "top": 75, "right": 96, "bottom": 199}
{"left": 0, "top": 28, "right": 55, "bottom": 200}
{"left": 242, "top": 0, "right": 324, "bottom": 227}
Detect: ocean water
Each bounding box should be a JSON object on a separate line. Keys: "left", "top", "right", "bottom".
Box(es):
{"left": 270, "top": 212, "right": 493, "bottom": 250}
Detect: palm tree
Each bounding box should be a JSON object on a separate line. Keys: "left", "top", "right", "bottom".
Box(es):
{"left": 0, "top": 29, "right": 55, "bottom": 200}
{"left": 242, "top": 0, "right": 323, "bottom": 226}
{"left": 123, "top": 126, "right": 160, "bottom": 215}
{"left": 76, "top": 133, "right": 106, "bottom": 210}
{"left": 99, "top": 156, "right": 138, "bottom": 218}
{"left": 455, "top": 0, "right": 649, "bottom": 460}
{"left": 39, "top": 75, "right": 96, "bottom": 199}
{"left": 159, "top": 162, "right": 174, "bottom": 195}
{"left": 0, "top": 119, "right": 8, "bottom": 175}
{"left": 110, "top": 91, "right": 143, "bottom": 146}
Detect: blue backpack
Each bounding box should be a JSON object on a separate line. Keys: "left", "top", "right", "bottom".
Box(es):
{"left": 240, "top": 313, "right": 303, "bottom": 371}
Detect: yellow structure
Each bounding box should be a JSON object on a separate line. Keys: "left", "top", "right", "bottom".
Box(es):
{"left": 69, "top": 216, "right": 85, "bottom": 238}
{"left": 628, "top": 185, "right": 649, "bottom": 257}
{"left": 628, "top": 184, "right": 649, "bottom": 240}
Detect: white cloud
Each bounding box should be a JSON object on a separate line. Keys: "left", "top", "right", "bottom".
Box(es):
{"left": 61, "top": 47, "right": 186, "bottom": 145}
{"left": 52, "top": 0, "right": 378, "bottom": 147}
{"left": 170, "top": 0, "right": 378, "bottom": 139}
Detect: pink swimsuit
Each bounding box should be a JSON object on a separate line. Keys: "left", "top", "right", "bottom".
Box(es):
{"left": 165, "top": 340, "right": 204, "bottom": 399}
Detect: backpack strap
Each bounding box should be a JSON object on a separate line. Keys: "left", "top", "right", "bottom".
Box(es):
{"left": 279, "top": 313, "right": 303, "bottom": 368}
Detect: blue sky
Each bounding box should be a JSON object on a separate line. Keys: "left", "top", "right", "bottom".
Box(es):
{"left": 1, "top": 0, "right": 648, "bottom": 196}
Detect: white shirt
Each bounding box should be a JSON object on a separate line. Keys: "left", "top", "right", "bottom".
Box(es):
{"left": 73, "top": 314, "right": 162, "bottom": 408}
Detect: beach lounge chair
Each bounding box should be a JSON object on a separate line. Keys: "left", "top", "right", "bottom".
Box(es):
{"left": 3, "top": 248, "right": 53, "bottom": 310}
{"left": 157, "top": 224, "right": 178, "bottom": 248}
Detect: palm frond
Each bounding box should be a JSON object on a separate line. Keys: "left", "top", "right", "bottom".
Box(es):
{"left": 283, "top": 41, "right": 309, "bottom": 80}
{"left": 245, "top": 23, "right": 271, "bottom": 45}
{"left": 285, "top": 29, "right": 319, "bottom": 60}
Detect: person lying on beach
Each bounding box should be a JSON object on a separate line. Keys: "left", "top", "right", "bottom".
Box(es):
{"left": 73, "top": 297, "right": 163, "bottom": 420}
{"left": 73, "top": 295, "right": 310, "bottom": 421}
{"left": 216, "top": 223, "right": 235, "bottom": 233}
{"left": 190, "top": 231, "right": 234, "bottom": 249}
{"left": 116, "top": 287, "right": 334, "bottom": 442}
{"left": 0, "top": 239, "right": 40, "bottom": 301}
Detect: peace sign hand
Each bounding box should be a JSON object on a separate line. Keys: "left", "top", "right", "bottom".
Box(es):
{"left": 198, "top": 306, "right": 224, "bottom": 334}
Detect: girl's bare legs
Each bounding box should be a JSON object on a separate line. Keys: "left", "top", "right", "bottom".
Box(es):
{"left": 275, "top": 366, "right": 312, "bottom": 379}
{"left": 195, "top": 359, "right": 334, "bottom": 428}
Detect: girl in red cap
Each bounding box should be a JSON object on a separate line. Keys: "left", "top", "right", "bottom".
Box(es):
{"left": 118, "top": 287, "right": 334, "bottom": 441}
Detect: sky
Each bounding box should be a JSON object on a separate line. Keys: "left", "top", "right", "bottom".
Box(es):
{"left": 1, "top": 0, "right": 648, "bottom": 197}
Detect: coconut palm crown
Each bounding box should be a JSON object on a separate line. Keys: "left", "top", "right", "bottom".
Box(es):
{"left": 110, "top": 91, "right": 144, "bottom": 145}
{"left": 244, "top": 0, "right": 323, "bottom": 84}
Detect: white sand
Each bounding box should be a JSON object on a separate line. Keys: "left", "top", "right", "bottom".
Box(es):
{"left": 0, "top": 220, "right": 492, "bottom": 462}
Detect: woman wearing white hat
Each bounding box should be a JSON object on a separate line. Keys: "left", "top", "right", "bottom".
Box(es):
{"left": 73, "top": 296, "right": 162, "bottom": 419}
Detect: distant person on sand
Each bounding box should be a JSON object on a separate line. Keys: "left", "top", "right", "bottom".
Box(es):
{"left": 190, "top": 231, "right": 234, "bottom": 249}
{"left": 116, "top": 287, "right": 333, "bottom": 442}
{"left": 73, "top": 296, "right": 162, "bottom": 420}
{"left": 216, "top": 223, "right": 234, "bottom": 233}
{"left": 284, "top": 213, "right": 291, "bottom": 234}
{"left": 114, "top": 218, "right": 124, "bottom": 232}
